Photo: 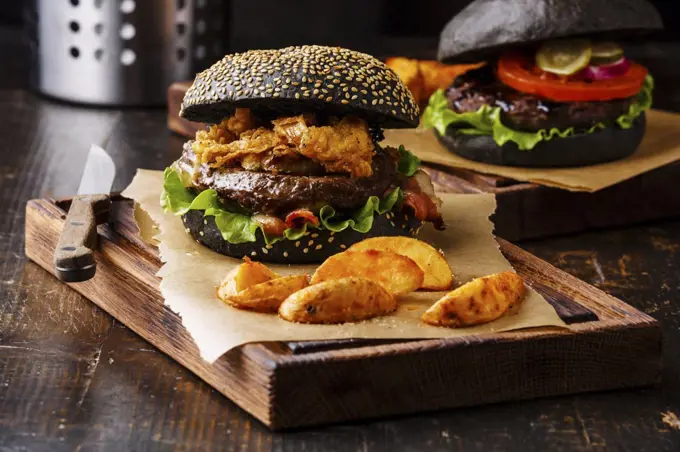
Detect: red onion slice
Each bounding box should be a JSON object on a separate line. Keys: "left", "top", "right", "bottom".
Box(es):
{"left": 583, "top": 58, "right": 631, "bottom": 81}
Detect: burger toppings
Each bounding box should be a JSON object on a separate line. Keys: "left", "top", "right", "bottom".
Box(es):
{"left": 582, "top": 58, "right": 631, "bottom": 82}
{"left": 498, "top": 52, "right": 648, "bottom": 102}
{"left": 590, "top": 42, "right": 625, "bottom": 65}
{"left": 535, "top": 39, "right": 592, "bottom": 76}
{"left": 422, "top": 40, "right": 654, "bottom": 151}
{"left": 403, "top": 170, "right": 445, "bottom": 229}
{"left": 192, "top": 108, "right": 375, "bottom": 178}
{"left": 285, "top": 209, "right": 320, "bottom": 229}
{"left": 177, "top": 144, "right": 399, "bottom": 216}
{"left": 162, "top": 140, "right": 441, "bottom": 245}
{"left": 252, "top": 214, "right": 287, "bottom": 236}
{"left": 443, "top": 65, "right": 635, "bottom": 132}
{"left": 535, "top": 40, "right": 631, "bottom": 81}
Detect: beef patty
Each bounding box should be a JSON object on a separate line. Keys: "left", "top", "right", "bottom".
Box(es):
{"left": 176, "top": 143, "right": 399, "bottom": 217}
{"left": 446, "top": 65, "right": 635, "bottom": 132}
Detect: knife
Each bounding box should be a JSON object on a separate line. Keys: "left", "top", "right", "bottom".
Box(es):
{"left": 54, "top": 144, "right": 116, "bottom": 282}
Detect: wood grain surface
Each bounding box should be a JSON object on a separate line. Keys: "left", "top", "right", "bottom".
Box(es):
{"left": 24, "top": 197, "right": 661, "bottom": 430}
{"left": 3, "top": 27, "right": 680, "bottom": 451}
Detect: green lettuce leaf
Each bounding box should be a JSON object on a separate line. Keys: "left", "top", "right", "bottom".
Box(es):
{"left": 422, "top": 75, "right": 654, "bottom": 151}
{"left": 160, "top": 167, "right": 198, "bottom": 215}
{"left": 397, "top": 145, "right": 421, "bottom": 176}
{"left": 617, "top": 75, "right": 654, "bottom": 128}
{"left": 161, "top": 168, "right": 404, "bottom": 245}
{"left": 318, "top": 186, "right": 403, "bottom": 233}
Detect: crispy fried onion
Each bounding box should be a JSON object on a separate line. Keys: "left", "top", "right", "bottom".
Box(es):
{"left": 192, "top": 109, "right": 375, "bottom": 178}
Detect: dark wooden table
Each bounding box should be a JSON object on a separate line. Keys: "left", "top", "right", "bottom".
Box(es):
{"left": 2, "top": 27, "right": 680, "bottom": 451}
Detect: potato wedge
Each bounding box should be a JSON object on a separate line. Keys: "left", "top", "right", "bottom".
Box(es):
{"left": 350, "top": 237, "right": 453, "bottom": 290}
{"left": 385, "top": 57, "right": 425, "bottom": 107}
{"left": 219, "top": 274, "right": 309, "bottom": 313}
{"left": 421, "top": 271, "right": 526, "bottom": 327}
{"left": 279, "top": 277, "right": 395, "bottom": 324}
{"left": 217, "top": 257, "right": 279, "bottom": 298}
{"left": 419, "top": 61, "right": 485, "bottom": 98}
{"left": 311, "top": 249, "right": 423, "bottom": 296}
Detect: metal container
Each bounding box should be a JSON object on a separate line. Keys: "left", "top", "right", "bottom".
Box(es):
{"left": 27, "top": 0, "right": 228, "bottom": 106}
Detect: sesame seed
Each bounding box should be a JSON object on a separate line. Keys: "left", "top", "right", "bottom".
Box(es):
{"left": 185, "top": 228, "right": 190, "bottom": 233}
{"left": 308, "top": 240, "right": 314, "bottom": 246}
{"left": 295, "top": 241, "right": 301, "bottom": 247}
{"left": 390, "top": 221, "right": 396, "bottom": 227}
{"left": 283, "top": 251, "right": 289, "bottom": 257}
{"left": 328, "top": 236, "right": 334, "bottom": 243}
{"left": 181, "top": 45, "right": 418, "bottom": 126}
{"left": 340, "top": 244, "right": 347, "bottom": 249}
{"left": 311, "top": 233, "right": 319, "bottom": 238}
{"left": 315, "top": 245, "right": 322, "bottom": 250}
{"left": 261, "top": 247, "right": 269, "bottom": 254}
{"left": 203, "top": 219, "right": 208, "bottom": 225}
{"left": 303, "top": 248, "right": 309, "bottom": 254}
{"left": 199, "top": 231, "right": 204, "bottom": 236}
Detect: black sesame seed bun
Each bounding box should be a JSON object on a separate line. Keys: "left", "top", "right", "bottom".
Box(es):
{"left": 182, "top": 209, "right": 423, "bottom": 264}
{"left": 180, "top": 45, "right": 419, "bottom": 128}
{"left": 438, "top": 0, "right": 663, "bottom": 64}
{"left": 435, "top": 113, "right": 646, "bottom": 168}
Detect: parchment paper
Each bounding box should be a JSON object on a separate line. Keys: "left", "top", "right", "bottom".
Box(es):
{"left": 383, "top": 109, "right": 680, "bottom": 192}
{"left": 122, "top": 170, "right": 566, "bottom": 363}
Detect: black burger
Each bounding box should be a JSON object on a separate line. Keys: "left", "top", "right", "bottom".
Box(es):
{"left": 423, "top": 0, "right": 662, "bottom": 167}
{"left": 162, "top": 45, "right": 445, "bottom": 263}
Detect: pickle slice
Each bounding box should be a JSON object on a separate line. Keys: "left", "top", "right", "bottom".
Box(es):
{"left": 535, "top": 39, "right": 592, "bottom": 75}
{"left": 591, "top": 42, "right": 624, "bottom": 65}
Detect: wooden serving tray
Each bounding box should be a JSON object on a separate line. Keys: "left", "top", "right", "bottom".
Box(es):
{"left": 24, "top": 196, "right": 661, "bottom": 429}
{"left": 168, "top": 81, "right": 680, "bottom": 241}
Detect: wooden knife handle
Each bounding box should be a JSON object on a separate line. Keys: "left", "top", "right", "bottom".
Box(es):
{"left": 54, "top": 194, "right": 111, "bottom": 282}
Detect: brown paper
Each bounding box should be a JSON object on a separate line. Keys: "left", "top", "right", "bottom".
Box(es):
{"left": 383, "top": 109, "right": 680, "bottom": 192}
{"left": 122, "top": 169, "right": 566, "bottom": 363}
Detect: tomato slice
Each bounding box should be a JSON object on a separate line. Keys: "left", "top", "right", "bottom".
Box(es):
{"left": 497, "top": 53, "right": 647, "bottom": 102}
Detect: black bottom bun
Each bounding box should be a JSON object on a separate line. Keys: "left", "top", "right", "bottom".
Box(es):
{"left": 435, "top": 113, "right": 646, "bottom": 168}
{"left": 181, "top": 209, "right": 423, "bottom": 263}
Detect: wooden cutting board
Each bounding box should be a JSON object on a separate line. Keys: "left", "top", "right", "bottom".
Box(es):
{"left": 24, "top": 196, "right": 661, "bottom": 430}
{"left": 167, "top": 81, "right": 680, "bottom": 241}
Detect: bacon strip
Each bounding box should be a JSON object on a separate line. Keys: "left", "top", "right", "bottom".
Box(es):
{"left": 403, "top": 170, "right": 445, "bottom": 230}
{"left": 285, "top": 209, "right": 320, "bottom": 229}
{"left": 253, "top": 214, "right": 287, "bottom": 236}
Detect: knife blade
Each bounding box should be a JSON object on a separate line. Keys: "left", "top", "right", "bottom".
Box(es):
{"left": 54, "top": 144, "right": 116, "bottom": 282}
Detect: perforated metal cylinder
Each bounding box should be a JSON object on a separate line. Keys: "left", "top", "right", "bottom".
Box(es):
{"left": 28, "top": 0, "right": 227, "bottom": 106}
